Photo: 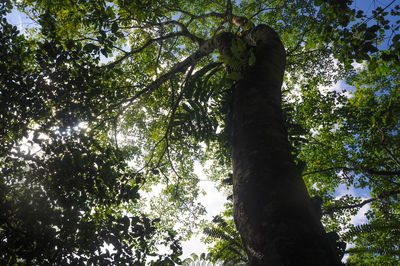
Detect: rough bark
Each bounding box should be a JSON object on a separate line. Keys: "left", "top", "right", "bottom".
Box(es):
{"left": 229, "top": 25, "right": 342, "bottom": 265}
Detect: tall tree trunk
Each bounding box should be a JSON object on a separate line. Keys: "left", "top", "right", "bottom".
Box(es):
{"left": 230, "top": 25, "right": 342, "bottom": 265}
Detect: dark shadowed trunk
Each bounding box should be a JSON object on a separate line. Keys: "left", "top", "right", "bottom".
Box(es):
{"left": 229, "top": 25, "right": 342, "bottom": 265}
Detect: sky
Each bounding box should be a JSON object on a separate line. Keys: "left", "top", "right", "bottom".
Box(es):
{"left": 4, "top": 0, "right": 399, "bottom": 263}
{"left": 180, "top": 162, "right": 227, "bottom": 259}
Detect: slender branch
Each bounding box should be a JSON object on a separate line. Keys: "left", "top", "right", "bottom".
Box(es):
{"left": 154, "top": 39, "right": 163, "bottom": 77}
{"left": 286, "top": 27, "right": 311, "bottom": 56}
{"left": 74, "top": 37, "right": 130, "bottom": 54}
{"left": 92, "top": 38, "right": 215, "bottom": 131}
{"left": 157, "top": 20, "right": 204, "bottom": 44}
{"left": 164, "top": 65, "right": 196, "bottom": 184}
{"left": 159, "top": 168, "right": 170, "bottom": 187}
{"left": 303, "top": 166, "right": 400, "bottom": 177}
{"left": 140, "top": 65, "right": 196, "bottom": 182}
{"left": 248, "top": 1, "right": 288, "bottom": 20}
{"left": 154, "top": 68, "right": 193, "bottom": 170}
{"left": 325, "top": 188, "right": 400, "bottom": 214}
{"left": 9, "top": 151, "right": 42, "bottom": 164}
{"left": 122, "top": 20, "right": 205, "bottom": 45}
{"left": 92, "top": 29, "right": 229, "bottom": 137}
{"left": 249, "top": 7, "right": 269, "bottom": 20}
{"left": 138, "top": 137, "right": 167, "bottom": 175}
{"left": 287, "top": 47, "right": 330, "bottom": 58}
{"left": 113, "top": 119, "right": 118, "bottom": 149}
{"left": 361, "top": 0, "right": 397, "bottom": 26}
{"left": 105, "top": 31, "right": 188, "bottom": 69}
{"left": 167, "top": 8, "right": 224, "bottom": 21}
{"left": 376, "top": 125, "right": 400, "bottom": 168}
{"left": 110, "top": 31, "right": 231, "bottom": 109}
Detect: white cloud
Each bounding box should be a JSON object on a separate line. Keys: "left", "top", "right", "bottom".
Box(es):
{"left": 350, "top": 203, "right": 370, "bottom": 226}
{"left": 335, "top": 183, "right": 357, "bottom": 198}
{"left": 335, "top": 183, "right": 372, "bottom": 264}
{"left": 342, "top": 242, "right": 355, "bottom": 262}
{"left": 17, "top": 12, "right": 24, "bottom": 33}
{"left": 194, "top": 163, "right": 227, "bottom": 217}
{"left": 335, "top": 184, "right": 370, "bottom": 263}
{"left": 335, "top": 183, "right": 371, "bottom": 226}
{"left": 181, "top": 237, "right": 208, "bottom": 259}
{"left": 351, "top": 61, "right": 366, "bottom": 71}
{"left": 320, "top": 79, "right": 353, "bottom": 98}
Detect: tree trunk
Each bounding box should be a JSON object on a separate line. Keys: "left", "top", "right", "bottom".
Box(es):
{"left": 230, "top": 25, "right": 342, "bottom": 265}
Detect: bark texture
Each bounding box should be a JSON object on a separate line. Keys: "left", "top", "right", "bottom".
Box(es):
{"left": 229, "top": 25, "right": 342, "bottom": 265}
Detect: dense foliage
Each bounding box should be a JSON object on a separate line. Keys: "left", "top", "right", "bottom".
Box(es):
{"left": 1, "top": 0, "right": 399, "bottom": 264}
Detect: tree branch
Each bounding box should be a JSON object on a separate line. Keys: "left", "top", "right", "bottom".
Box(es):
{"left": 169, "top": 20, "right": 204, "bottom": 44}
{"left": 361, "top": 0, "right": 398, "bottom": 26}
{"left": 286, "top": 27, "right": 311, "bottom": 56}
{"left": 303, "top": 166, "right": 400, "bottom": 177}
{"left": 117, "top": 31, "right": 232, "bottom": 107}
{"left": 122, "top": 20, "right": 205, "bottom": 45}
{"left": 92, "top": 30, "right": 230, "bottom": 133}
{"left": 9, "top": 151, "right": 42, "bottom": 164}
{"left": 105, "top": 31, "right": 189, "bottom": 69}
{"left": 325, "top": 188, "right": 400, "bottom": 214}
{"left": 225, "top": 0, "right": 232, "bottom": 18}
{"left": 376, "top": 125, "right": 400, "bottom": 168}
{"left": 167, "top": 8, "right": 224, "bottom": 22}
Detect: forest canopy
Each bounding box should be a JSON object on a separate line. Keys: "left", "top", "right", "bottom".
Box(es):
{"left": 1, "top": 0, "right": 399, "bottom": 264}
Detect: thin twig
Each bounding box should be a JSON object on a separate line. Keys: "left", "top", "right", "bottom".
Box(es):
{"left": 325, "top": 188, "right": 400, "bottom": 214}
{"left": 303, "top": 166, "right": 400, "bottom": 177}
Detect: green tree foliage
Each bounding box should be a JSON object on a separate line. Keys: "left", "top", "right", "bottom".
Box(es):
{"left": 181, "top": 253, "right": 217, "bottom": 266}
{"left": 1, "top": 0, "right": 400, "bottom": 264}
{"left": 290, "top": 2, "right": 400, "bottom": 263}
{"left": 1, "top": 1, "right": 181, "bottom": 264}
{"left": 203, "top": 207, "right": 247, "bottom": 265}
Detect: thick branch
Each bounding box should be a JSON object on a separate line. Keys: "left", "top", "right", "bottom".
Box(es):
{"left": 94, "top": 32, "right": 231, "bottom": 131}
{"left": 222, "top": 0, "right": 254, "bottom": 29}
{"left": 123, "top": 31, "right": 232, "bottom": 104}
{"left": 165, "top": 20, "right": 204, "bottom": 44}
{"left": 225, "top": 0, "right": 232, "bottom": 18}
{"left": 107, "top": 25, "right": 279, "bottom": 116}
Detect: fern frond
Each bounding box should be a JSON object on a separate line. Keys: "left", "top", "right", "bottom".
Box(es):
{"left": 342, "top": 221, "right": 400, "bottom": 241}
{"left": 204, "top": 227, "right": 232, "bottom": 242}
{"left": 346, "top": 246, "right": 400, "bottom": 256}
